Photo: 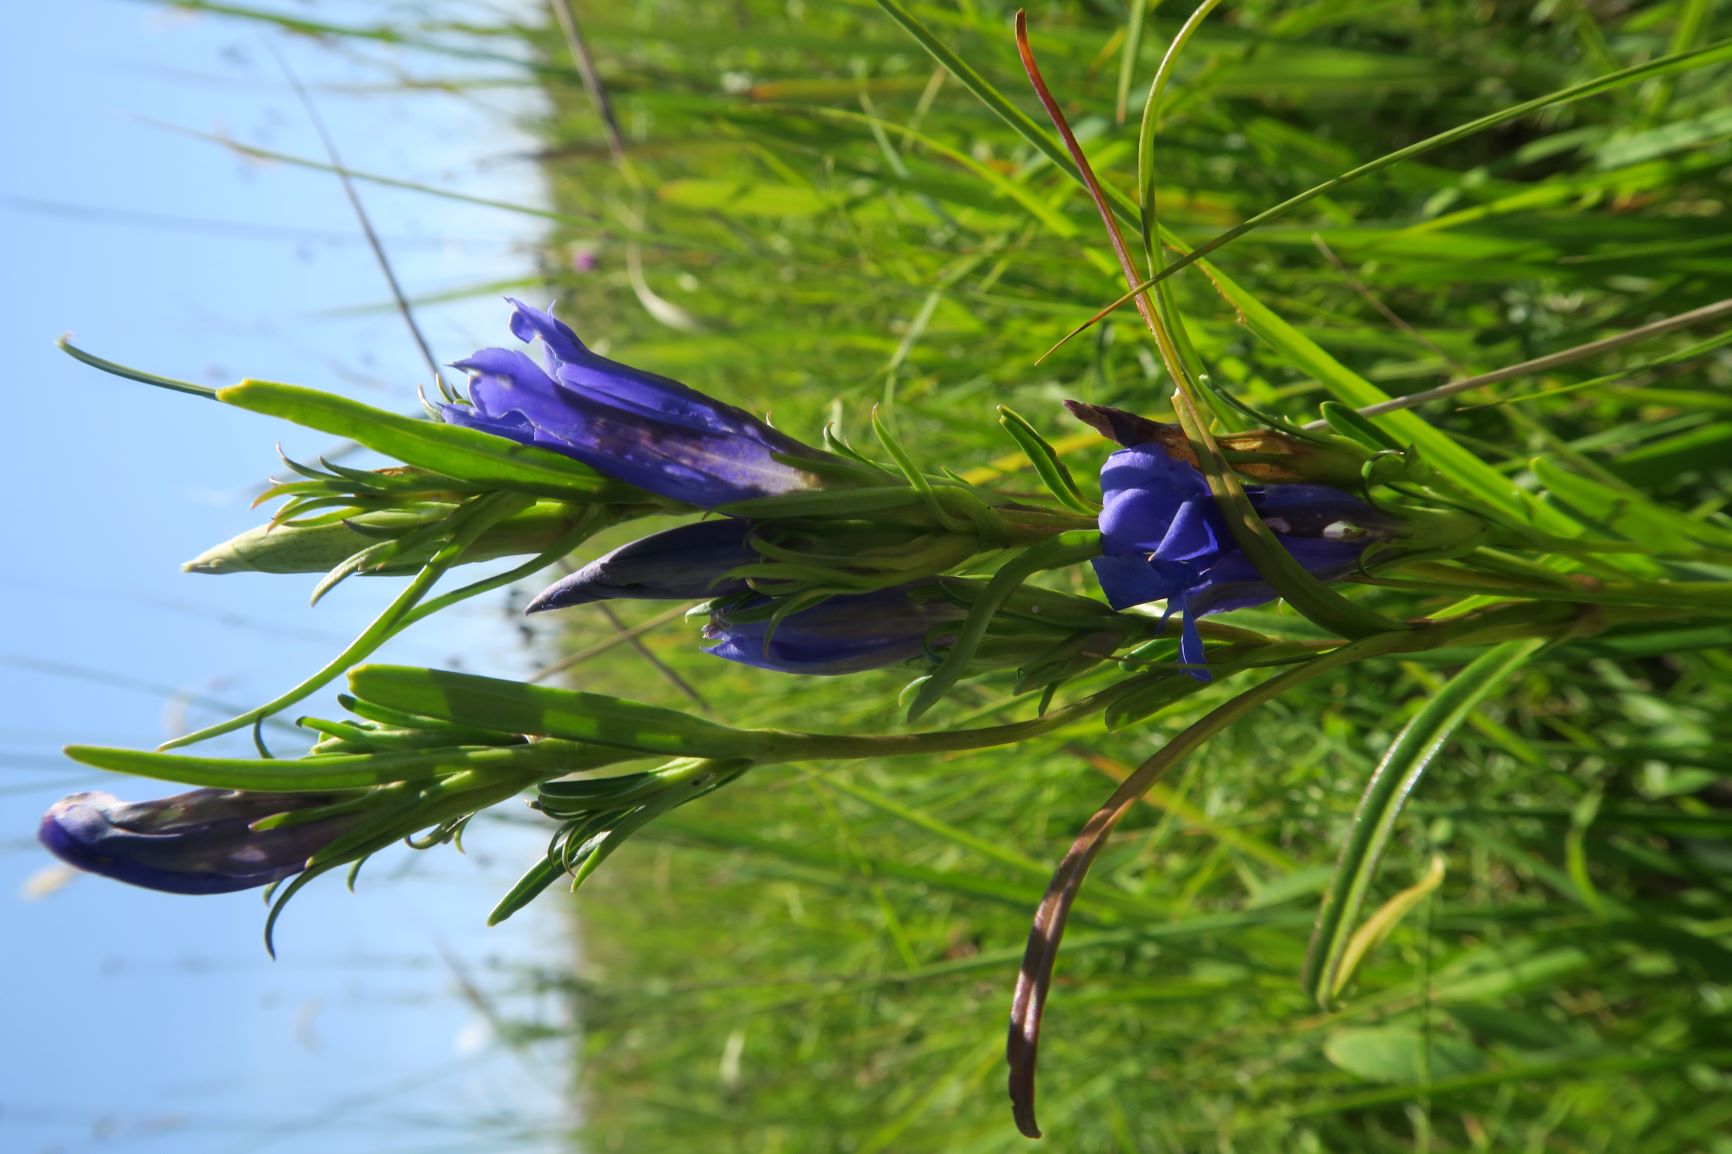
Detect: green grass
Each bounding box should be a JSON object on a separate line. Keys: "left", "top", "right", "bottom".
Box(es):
{"left": 178, "top": 0, "right": 1732, "bottom": 1149}
{"left": 513, "top": 3, "right": 1732, "bottom": 1150}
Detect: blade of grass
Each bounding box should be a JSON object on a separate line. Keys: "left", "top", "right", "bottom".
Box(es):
{"left": 1046, "top": 36, "right": 1732, "bottom": 355}
{"left": 1301, "top": 639, "right": 1545, "bottom": 1010}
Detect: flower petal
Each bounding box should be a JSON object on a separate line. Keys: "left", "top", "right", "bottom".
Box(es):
{"left": 449, "top": 347, "right": 564, "bottom": 423}
{"left": 1090, "top": 553, "right": 1193, "bottom": 611}
{"left": 505, "top": 297, "right": 589, "bottom": 368}
{"left": 1100, "top": 444, "right": 1208, "bottom": 504}
{"left": 1176, "top": 605, "right": 1211, "bottom": 683}
{"left": 1155, "top": 497, "right": 1224, "bottom": 564}
{"left": 441, "top": 302, "right": 831, "bottom": 507}
{"left": 1099, "top": 487, "right": 1179, "bottom": 552}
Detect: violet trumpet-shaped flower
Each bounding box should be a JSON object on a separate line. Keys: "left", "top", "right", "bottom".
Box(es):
{"left": 38, "top": 788, "right": 357, "bottom": 895}
{"left": 703, "top": 584, "right": 965, "bottom": 675}
{"left": 441, "top": 300, "right": 827, "bottom": 507}
{"left": 527, "top": 519, "right": 756, "bottom": 612}
{"left": 1090, "top": 443, "right": 1398, "bottom": 679}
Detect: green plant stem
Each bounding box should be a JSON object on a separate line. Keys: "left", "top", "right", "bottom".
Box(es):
{"left": 1385, "top": 564, "right": 1732, "bottom": 612}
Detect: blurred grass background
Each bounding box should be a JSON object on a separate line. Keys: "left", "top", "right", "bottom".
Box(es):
{"left": 170, "top": 0, "right": 1732, "bottom": 1150}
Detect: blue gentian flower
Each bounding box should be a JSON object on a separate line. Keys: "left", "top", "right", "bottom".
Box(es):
{"left": 703, "top": 584, "right": 964, "bottom": 675}
{"left": 1091, "top": 443, "right": 1396, "bottom": 679}
{"left": 39, "top": 788, "right": 356, "bottom": 896}
{"left": 443, "top": 300, "right": 827, "bottom": 507}
{"left": 527, "top": 519, "right": 756, "bottom": 612}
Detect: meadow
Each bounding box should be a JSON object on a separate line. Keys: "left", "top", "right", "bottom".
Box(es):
{"left": 444, "top": 3, "right": 1732, "bottom": 1150}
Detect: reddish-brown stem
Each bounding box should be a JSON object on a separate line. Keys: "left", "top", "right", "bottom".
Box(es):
{"left": 1012, "top": 11, "right": 1187, "bottom": 384}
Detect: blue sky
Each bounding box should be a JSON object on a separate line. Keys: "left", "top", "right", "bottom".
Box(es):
{"left": 1, "top": 2, "right": 588, "bottom": 1149}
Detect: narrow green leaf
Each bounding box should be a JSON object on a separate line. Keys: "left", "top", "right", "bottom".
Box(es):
{"left": 1114, "top": 0, "right": 1150, "bottom": 124}
{"left": 1565, "top": 787, "right": 1608, "bottom": 917}
{"left": 1198, "top": 268, "right": 1564, "bottom": 525}
{"left": 62, "top": 739, "right": 576, "bottom": 792}
{"left": 872, "top": 0, "right": 1087, "bottom": 197}
{"left": 59, "top": 338, "right": 219, "bottom": 400}
{"left": 1103, "top": 671, "right": 1209, "bottom": 731}
{"left": 1533, "top": 456, "right": 1732, "bottom": 553}
{"left": 1318, "top": 401, "right": 1404, "bottom": 453}
{"left": 397, "top": 507, "right": 614, "bottom": 626}
{"left": 536, "top": 772, "right": 666, "bottom": 807}
{"left": 487, "top": 855, "right": 569, "bottom": 926}
{"left": 1302, "top": 639, "right": 1545, "bottom": 1010}
{"left": 337, "top": 693, "right": 527, "bottom": 744}
{"left": 565, "top": 761, "right": 750, "bottom": 893}
{"left": 1330, "top": 854, "right": 1446, "bottom": 999}
{"left": 347, "top": 665, "right": 768, "bottom": 759}
{"left": 872, "top": 407, "right": 971, "bottom": 533}
{"left": 1134, "top": 0, "right": 1225, "bottom": 276}
{"left": 996, "top": 405, "right": 1097, "bottom": 513}
{"left": 1010, "top": 642, "right": 1394, "bottom": 1139}
{"left": 220, "top": 380, "right": 627, "bottom": 500}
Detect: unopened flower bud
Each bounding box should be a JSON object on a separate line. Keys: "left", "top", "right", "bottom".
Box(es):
{"left": 184, "top": 504, "right": 594, "bottom": 575}
{"left": 528, "top": 519, "right": 755, "bottom": 611}
{"left": 703, "top": 583, "right": 965, "bottom": 675}
{"left": 39, "top": 788, "right": 359, "bottom": 895}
